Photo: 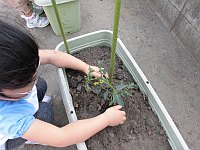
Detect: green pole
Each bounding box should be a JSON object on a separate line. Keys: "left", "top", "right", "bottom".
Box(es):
{"left": 51, "top": 0, "right": 70, "bottom": 54}
{"left": 109, "top": 0, "right": 122, "bottom": 83}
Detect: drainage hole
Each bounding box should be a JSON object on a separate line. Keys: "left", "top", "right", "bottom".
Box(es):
{"left": 146, "top": 81, "right": 150, "bottom": 84}
{"left": 70, "top": 111, "right": 74, "bottom": 114}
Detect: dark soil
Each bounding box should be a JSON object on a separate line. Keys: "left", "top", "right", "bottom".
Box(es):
{"left": 66, "top": 46, "right": 171, "bottom": 150}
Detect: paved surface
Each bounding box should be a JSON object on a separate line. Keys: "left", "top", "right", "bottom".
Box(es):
{"left": 1, "top": 0, "right": 200, "bottom": 149}
{"left": 148, "top": 0, "right": 200, "bottom": 65}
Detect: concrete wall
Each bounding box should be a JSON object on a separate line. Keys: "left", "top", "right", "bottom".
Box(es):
{"left": 148, "top": 0, "right": 200, "bottom": 62}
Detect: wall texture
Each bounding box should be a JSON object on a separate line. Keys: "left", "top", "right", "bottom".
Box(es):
{"left": 148, "top": 0, "right": 200, "bottom": 62}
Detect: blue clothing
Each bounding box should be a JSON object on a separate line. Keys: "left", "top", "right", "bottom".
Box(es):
{"left": 0, "top": 85, "right": 38, "bottom": 146}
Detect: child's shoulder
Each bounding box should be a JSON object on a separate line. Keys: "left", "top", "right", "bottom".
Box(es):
{"left": 0, "top": 99, "right": 36, "bottom": 140}
{"left": 0, "top": 99, "right": 35, "bottom": 114}
{"left": 0, "top": 100, "right": 7, "bottom": 109}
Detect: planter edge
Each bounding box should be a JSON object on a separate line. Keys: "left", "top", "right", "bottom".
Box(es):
{"left": 56, "top": 30, "right": 189, "bottom": 150}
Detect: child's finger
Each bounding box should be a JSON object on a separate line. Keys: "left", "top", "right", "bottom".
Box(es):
{"left": 90, "top": 66, "right": 109, "bottom": 78}
{"left": 112, "top": 105, "right": 122, "bottom": 110}
{"left": 92, "top": 72, "right": 101, "bottom": 78}
{"left": 121, "top": 111, "right": 126, "bottom": 116}
{"left": 104, "top": 72, "right": 109, "bottom": 78}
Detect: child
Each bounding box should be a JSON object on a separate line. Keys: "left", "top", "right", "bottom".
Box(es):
{"left": 0, "top": 20, "right": 126, "bottom": 150}
{"left": 3, "top": 0, "right": 49, "bottom": 28}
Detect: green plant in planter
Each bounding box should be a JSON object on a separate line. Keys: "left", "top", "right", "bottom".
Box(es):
{"left": 84, "top": 0, "right": 135, "bottom": 107}
{"left": 84, "top": 62, "right": 138, "bottom": 107}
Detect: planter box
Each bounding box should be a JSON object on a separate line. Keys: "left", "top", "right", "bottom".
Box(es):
{"left": 55, "top": 30, "right": 189, "bottom": 150}
{"left": 35, "top": 0, "right": 81, "bottom": 35}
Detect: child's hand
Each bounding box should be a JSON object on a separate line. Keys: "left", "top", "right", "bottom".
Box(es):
{"left": 103, "top": 105, "right": 126, "bottom": 126}
{"left": 85, "top": 65, "right": 109, "bottom": 78}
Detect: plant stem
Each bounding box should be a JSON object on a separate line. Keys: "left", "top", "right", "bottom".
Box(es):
{"left": 51, "top": 0, "right": 70, "bottom": 54}
{"left": 103, "top": 79, "right": 117, "bottom": 93}
{"left": 109, "top": 0, "right": 122, "bottom": 83}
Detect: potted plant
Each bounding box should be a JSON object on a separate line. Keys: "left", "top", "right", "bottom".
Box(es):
{"left": 52, "top": 0, "right": 189, "bottom": 149}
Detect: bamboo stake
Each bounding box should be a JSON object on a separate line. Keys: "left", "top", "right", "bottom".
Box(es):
{"left": 109, "top": 0, "right": 122, "bottom": 83}
{"left": 51, "top": 0, "right": 70, "bottom": 54}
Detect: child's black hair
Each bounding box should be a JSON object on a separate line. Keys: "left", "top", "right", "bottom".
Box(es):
{"left": 0, "top": 20, "right": 39, "bottom": 90}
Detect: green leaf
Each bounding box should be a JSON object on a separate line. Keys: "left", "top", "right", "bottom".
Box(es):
{"left": 109, "top": 100, "right": 115, "bottom": 106}
{"left": 113, "top": 94, "right": 125, "bottom": 107}
{"left": 92, "top": 88, "right": 101, "bottom": 94}
{"left": 98, "top": 61, "right": 103, "bottom": 68}
{"left": 121, "top": 93, "right": 125, "bottom": 97}
{"left": 133, "top": 84, "right": 139, "bottom": 90}
{"left": 116, "top": 84, "right": 128, "bottom": 91}
{"left": 129, "top": 83, "right": 139, "bottom": 90}
{"left": 124, "top": 91, "right": 132, "bottom": 96}
{"left": 84, "top": 83, "right": 91, "bottom": 93}
{"left": 103, "top": 91, "right": 109, "bottom": 100}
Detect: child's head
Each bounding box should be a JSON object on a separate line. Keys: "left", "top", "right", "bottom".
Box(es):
{"left": 0, "top": 20, "right": 39, "bottom": 99}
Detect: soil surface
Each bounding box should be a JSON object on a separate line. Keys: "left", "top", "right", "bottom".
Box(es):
{"left": 66, "top": 46, "right": 171, "bottom": 150}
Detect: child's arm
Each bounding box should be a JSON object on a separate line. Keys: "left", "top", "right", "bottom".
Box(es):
{"left": 22, "top": 105, "right": 126, "bottom": 147}
{"left": 39, "top": 50, "right": 101, "bottom": 77}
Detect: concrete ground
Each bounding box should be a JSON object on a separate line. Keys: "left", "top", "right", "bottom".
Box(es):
{"left": 1, "top": 0, "right": 200, "bottom": 149}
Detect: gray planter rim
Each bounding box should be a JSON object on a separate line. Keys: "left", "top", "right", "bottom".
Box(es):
{"left": 55, "top": 30, "right": 189, "bottom": 150}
